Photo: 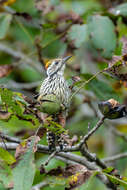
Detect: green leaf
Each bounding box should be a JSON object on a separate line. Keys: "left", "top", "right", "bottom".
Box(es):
{"left": 0, "top": 147, "right": 16, "bottom": 164}
{"left": 0, "top": 115, "right": 37, "bottom": 132}
{"left": 79, "top": 171, "right": 98, "bottom": 190}
{"left": 44, "top": 117, "right": 67, "bottom": 135}
{"left": 48, "top": 176, "right": 69, "bottom": 189}
{"left": 41, "top": 31, "right": 67, "bottom": 58}
{"left": 110, "top": 3, "right": 127, "bottom": 17}
{"left": 13, "top": 137, "right": 36, "bottom": 190}
{"left": 88, "top": 15, "right": 116, "bottom": 58}
{"left": 0, "top": 88, "right": 13, "bottom": 106}
{"left": 0, "top": 88, "right": 24, "bottom": 116}
{"left": 0, "top": 162, "right": 13, "bottom": 188}
{"left": 13, "top": 93, "right": 29, "bottom": 107}
{"left": 0, "top": 13, "right": 12, "bottom": 39}
{"left": 71, "top": 0, "right": 102, "bottom": 15}
{"left": 0, "top": 89, "right": 40, "bottom": 128}
{"left": 0, "top": 183, "right": 6, "bottom": 190}
{"left": 67, "top": 24, "right": 88, "bottom": 48}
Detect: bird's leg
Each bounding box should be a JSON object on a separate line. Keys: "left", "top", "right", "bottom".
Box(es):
{"left": 40, "top": 113, "right": 56, "bottom": 151}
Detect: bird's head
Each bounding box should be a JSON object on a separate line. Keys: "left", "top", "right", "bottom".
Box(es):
{"left": 45, "top": 56, "right": 72, "bottom": 77}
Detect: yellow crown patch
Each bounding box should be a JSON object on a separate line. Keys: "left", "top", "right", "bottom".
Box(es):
{"left": 45, "top": 60, "right": 52, "bottom": 69}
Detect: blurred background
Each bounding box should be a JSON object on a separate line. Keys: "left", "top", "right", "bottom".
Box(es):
{"left": 1, "top": 0, "right": 127, "bottom": 189}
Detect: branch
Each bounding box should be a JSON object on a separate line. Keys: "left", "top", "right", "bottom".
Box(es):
{"left": 103, "top": 152, "right": 127, "bottom": 163}
{"left": 79, "top": 116, "right": 105, "bottom": 147}
{"left": 2, "top": 80, "right": 41, "bottom": 89}
{"left": 0, "top": 142, "right": 99, "bottom": 170}
{"left": 0, "top": 117, "right": 107, "bottom": 170}
{"left": 0, "top": 117, "right": 107, "bottom": 172}
{"left": 43, "top": 150, "right": 57, "bottom": 166}
{"left": 35, "top": 38, "right": 46, "bottom": 72}
{"left": 0, "top": 142, "right": 116, "bottom": 189}
{"left": 68, "top": 116, "right": 105, "bottom": 152}
{"left": 0, "top": 43, "right": 43, "bottom": 73}
{"left": 70, "top": 70, "right": 104, "bottom": 101}
{"left": 0, "top": 133, "right": 21, "bottom": 143}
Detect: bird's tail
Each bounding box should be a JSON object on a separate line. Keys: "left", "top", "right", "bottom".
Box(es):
{"left": 47, "top": 130, "right": 56, "bottom": 151}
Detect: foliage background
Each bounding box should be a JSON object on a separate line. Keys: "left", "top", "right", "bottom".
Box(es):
{"left": 1, "top": 0, "right": 127, "bottom": 189}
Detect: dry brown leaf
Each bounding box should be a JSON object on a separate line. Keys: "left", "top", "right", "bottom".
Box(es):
{"left": 47, "top": 164, "right": 92, "bottom": 189}
{"left": 106, "top": 37, "right": 127, "bottom": 84}
{"left": 35, "top": 0, "right": 54, "bottom": 15}
{"left": 15, "top": 136, "right": 40, "bottom": 159}
{"left": 56, "top": 12, "right": 83, "bottom": 24}
{"left": 0, "top": 65, "right": 13, "bottom": 78}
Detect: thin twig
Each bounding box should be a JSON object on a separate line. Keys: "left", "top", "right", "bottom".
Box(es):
{"left": 68, "top": 116, "right": 105, "bottom": 151}
{"left": 103, "top": 152, "right": 127, "bottom": 163}
{"left": 70, "top": 70, "right": 104, "bottom": 101}
{"left": 43, "top": 150, "right": 58, "bottom": 166}
{"left": 31, "top": 182, "right": 48, "bottom": 190}
{"left": 64, "top": 117, "right": 107, "bottom": 170}
{"left": 80, "top": 116, "right": 105, "bottom": 144}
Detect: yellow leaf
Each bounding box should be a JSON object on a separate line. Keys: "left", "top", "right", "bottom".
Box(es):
{"left": 3, "top": 0, "right": 16, "bottom": 6}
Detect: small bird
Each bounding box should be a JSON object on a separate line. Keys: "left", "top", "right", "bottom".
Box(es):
{"left": 38, "top": 56, "right": 71, "bottom": 150}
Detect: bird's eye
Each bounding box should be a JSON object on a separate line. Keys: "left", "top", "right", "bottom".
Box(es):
{"left": 55, "top": 61, "right": 59, "bottom": 65}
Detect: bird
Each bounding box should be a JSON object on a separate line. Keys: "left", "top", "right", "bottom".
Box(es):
{"left": 38, "top": 56, "right": 72, "bottom": 150}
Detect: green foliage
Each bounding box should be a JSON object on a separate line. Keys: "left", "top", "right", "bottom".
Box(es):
{"left": 13, "top": 137, "right": 36, "bottom": 190}
{"left": 42, "top": 31, "right": 67, "bottom": 58}
{"left": 104, "top": 173, "right": 127, "bottom": 188}
{"left": 80, "top": 74, "right": 120, "bottom": 101}
{"left": 110, "top": 3, "right": 127, "bottom": 17}
{"left": 0, "top": 0, "right": 127, "bottom": 189}
{"left": 44, "top": 117, "right": 66, "bottom": 135}
{"left": 0, "top": 88, "right": 24, "bottom": 116}
{"left": 47, "top": 176, "right": 69, "bottom": 189}
{"left": 0, "top": 13, "right": 12, "bottom": 39}
{"left": 67, "top": 24, "right": 88, "bottom": 48}
{"left": 71, "top": 0, "right": 102, "bottom": 16}
{"left": 0, "top": 115, "right": 37, "bottom": 132}
{"left": 0, "top": 161, "right": 13, "bottom": 188}
{"left": 88, "top": 15, "right": 116, "bottom": 58}
{"left": 0, "top": 88, "right": 39, "bottom": 131}
{"left": 79, "top": 171, "right": 98, "bottom": 190}
{"left": 0, "top": 147, "right": 16, "bottom": 164}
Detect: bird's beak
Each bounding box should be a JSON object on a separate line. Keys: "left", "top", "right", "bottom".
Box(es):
{"left": 62, "top": 55, "right": 72, "bottom": 64}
